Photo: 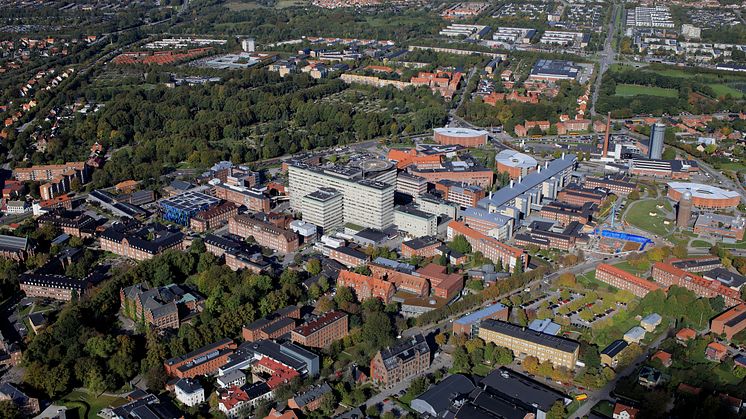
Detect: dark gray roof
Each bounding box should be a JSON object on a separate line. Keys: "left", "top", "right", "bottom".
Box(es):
{"left": 480, "top": 367, "right": 569, "bottom": 413}
{"left": 292, "top": 383, "right": 332, "bottom": 407}
{"left": 380, "top": 333, "right": 430, "bottom": 371}
{"left": 601, "top": 339, "right": 628, "bottom": 358}
{"left": 703, "top": 268, "right": 746, "bottom": 289}
{"left": 402, "top": 235, "right": 439, "bottom": 250}
{"left": 174, "top": 378, "right": 203, "bottom": 394}
{"left": 479, "top": 320, "right": 579, "bottom": 354}
{"left": 412, "top": 374, "right": 475, "bottom": 416}
{"left": 458, "top": 387, "right": 537, "bottom": 419}
{"left": 0, "top": 234, "right": 28, "bottom": 252}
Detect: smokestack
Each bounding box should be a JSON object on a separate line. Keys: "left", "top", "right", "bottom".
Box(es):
{"left": 489, "top": 191, "right": 493, "bottom": 199}
{"left": 510, "top": 180, "right": 514, "bottom": 188}
{"left": 602, "top": 112, "right": 611, "bottom": 158}
{"left": 562, "top": 152, "right": 565, "bottom": 159}
{"left": 545, "top": 161, "right": 549, "bottom": 169}
{"left": 518, "top": 175, "right": 522, "bottom": 183}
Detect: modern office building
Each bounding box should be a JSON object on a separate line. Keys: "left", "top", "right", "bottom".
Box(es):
{"left": 394, "top": 205, "right": 438, "bottom": 237}
{"left": 461, "top": 207, "right": 514, "bottom": 241}
{"left": 300, "top": 187, "right": 344, "bottom": 233}
{"left": 478, "top": 319, "right": 580, "bottom": 369}
{"left": 629, "top": 159, "right": 698, "bottom": 179}
{"left": 478, "top": 154, "right": 576, "bottom": 221}
{"left": 288, "top": 164, "right": 395, "bottom": 230}
{"left": 396, "top": 172, "right": 428, "bottom": 197}
{"left": 528, "top": 59, "right": 581, "bottom": 82}
{"left": 648, "top": 122, "right": 666, "bottom": 159}
{"left": 159, "top": 191, "right": 220, "bottom": 226}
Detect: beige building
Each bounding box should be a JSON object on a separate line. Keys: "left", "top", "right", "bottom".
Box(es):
{"left": 478, "top": 319, "right": 579, "bottom": 370}
{"left": 394, "top": 205, "right": 437, "bottom": 237}
{"left": 300, "top": 187, "right": 344, "bottom": 233}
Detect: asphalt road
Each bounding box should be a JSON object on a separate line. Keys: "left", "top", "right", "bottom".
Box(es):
{"left": 572, "top": 328, "right": 671, "bottom": 418}
{"left": 590, "top": 2, "right": 619, "bottom": 116}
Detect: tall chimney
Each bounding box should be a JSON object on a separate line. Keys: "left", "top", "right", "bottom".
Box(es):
{"left": 510, "top": 180, "right": 514, "bottom": 188}
{"left": 602, "top": 112, "right": 611, "bottom": 158}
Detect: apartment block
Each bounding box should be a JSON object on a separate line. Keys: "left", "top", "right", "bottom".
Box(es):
{"left": 291, "top": 310, "right": 349, "bottom": 348}
{"left": 478, "top": 319, "right": 580, "bottom": 370}
{"left": 652, "top": 262, "right": 741, "bottom": 306}
{"left": 595, "top": 264, "right": 661, "bottom": 298}
{"left": 100, "top": 220, "right": 184, "bottom": 261}
{"left": 328, "top": 246, "right": 369, "bottom": 268}
{"left": 401, "top": 236, "right": 441, "bottom": 258}
{"left": 228, "top": 214, "right": 299, "bottom": 254}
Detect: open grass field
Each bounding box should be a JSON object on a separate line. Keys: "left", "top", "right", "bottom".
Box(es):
{"left": 59, "top": 390, "right": 128, "bottom": 419}
{"left": 691, "top": 239, "right": 712, "bottom": 249}
{"left": 708, "top": 83, "right": 746, "bottom": 99}
{"left": 615, "top": 84, "right": 678, "bottom": 98}
{"left": 623, "top": 199, "right": 674, "bottom": 237}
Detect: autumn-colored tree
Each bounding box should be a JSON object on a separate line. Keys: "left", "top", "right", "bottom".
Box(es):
{"left": 522, "top": 356, "right": 540, "bottom": 374}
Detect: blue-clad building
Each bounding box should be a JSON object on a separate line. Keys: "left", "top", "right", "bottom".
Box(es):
{"left": 159, "top": 191, "right": 220, "bottom": 226}
{"left": 453, "top": 302, "right": 509, "bottom": 337}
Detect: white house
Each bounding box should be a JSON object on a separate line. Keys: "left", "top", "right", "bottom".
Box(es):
{"left": 174, "top": 378, "right": 204, "bottom": 407}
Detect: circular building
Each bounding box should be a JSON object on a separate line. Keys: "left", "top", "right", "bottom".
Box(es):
{"left": 495, "top": 149, "right": 538, "bottom": 179}
{"left": 433, "top": 127, "right": 488, "bottom": 147}
{"left": 667, "top": 182, "right": 740, "bottom": 209}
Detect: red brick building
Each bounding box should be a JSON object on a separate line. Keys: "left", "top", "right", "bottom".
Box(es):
{"left": 228, "top": 214, "right": 299, "bottom": 254}
{"left": 447, "top": 221, "right": 526, "bottom": 273}
{"left": 710, "top": 304, "right": 746, "bottom": 340}
{"left": 595, "top": 264, "right": 661, "bottom": 298}
{"left": 557, "top": 184, "right": 608, "bottom": 206}
{"left": 417, "top": 263, "right": 464, "bottom": 300}
{"left": 190, "top": 202, "right": 238, "bottom": 232}
{"left": 369, "top": 263, "right": 430, "bottom": 297}
{"left": 652, "top": 262, "right": 742, "bottom": 306}
{"left": 164, "top": 338, "right": 237, "bottom": 378}
{"left": 370, "top": 333, "right": 430, "bottom": 388}
{"left": 328, "top": 246, "right": 369, "bottom": 268}
{"left": 337, "top": 270, "right": 395, "bottom": 304}
{"left": 434, "top": 180, "right": 485, "bottom": 208}
{"left": 242, "top": 305, "right": 300, "bottom": 342}
{"left": 433, "top": 128, "right": 488, "bottom": 147}
{"left": 291, "top": 311, "right": 349, "bottom": 348}
{"left": 401, "top": 236, "right": 440, "bottom": 259}
{"left": 213, "top": 183, "right": 271, "bottom": 213}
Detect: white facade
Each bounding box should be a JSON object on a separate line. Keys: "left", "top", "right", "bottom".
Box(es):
{"left": 300, "top": 188, "right": 344, "bottom": 232}
{"left": 174, "top": 379, "right": 205, "bottom": 407}
{"left": 289, "top": 165, "right": 394, "bottom": 229}
{"left": 394, "top": 206, "right": 438, "bottom": 237}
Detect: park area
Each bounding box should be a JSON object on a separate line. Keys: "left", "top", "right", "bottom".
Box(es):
{"left": 615, "top": 84, "right": 677, "bottom": 98}
{"left": 622, "top": 199, "right": 674, "bottom": 237}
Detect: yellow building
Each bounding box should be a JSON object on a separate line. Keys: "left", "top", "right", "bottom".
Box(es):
{"left": 478, "top": 320, "right": 580, "bottom": 370}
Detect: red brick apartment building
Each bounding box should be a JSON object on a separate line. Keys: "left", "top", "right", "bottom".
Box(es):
{"left": 370, "top": 333, "right": 430, "bottom": 388}
{"left": 242, "top": 305, "right": 300, "bottom": 342}
{"left": 595, "top": 264, "right": 661, "bottom": 298}
{"left": 538, "top": 202, "right": 595, "bottom": 226}
{"left": 190, "top": 202, "right": 238, "bottom": 232}
{"left": 164, "top": 338, "right": 237, "bottom": 378}
{"left": 37, "top": 210, "right": 97, "bottom": 238}
{"left": 100, "top": 222, "right": 185, "bottom": 261}
{"left": 291, "top": 310, "right": 349, "bottom": 348}
{"left": 447, "top": 221, "right": 527, "bottom": 273}
{"left": 652, "top": 262, "right": 742, "bottom": 306}
{"left": 417, "top": 263, "right": 464, "bottom": 300}
{"left": 514, "top": 229, "right": 576, "bottom": 252}
{"left": 228, "top": 214, "right": 299, "bottom": 254}
{"left": 667, "top": 256, "right": 722, "bottom": 273}
{"left": 584, "top": 176, "right": 637, "bottom": 196}
{"left": 337, "top": 270, "right": 395, "bottom": 304}
{"left": 369, "top": 263, "right": 430, "bottom": 297}
{"left": 401, "top": 236, "right": 440, "bottom": 258}
{"left": 711, "top": 304, "right": 746, "bottom": 340}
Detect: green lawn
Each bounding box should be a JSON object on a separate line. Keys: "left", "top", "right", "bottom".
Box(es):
{"left": 59, "top": 390, "right": 128, "bottom": 419}
{"left": 615, "top": 84, "right": 678, "bottom": 98}
{"left": 723, "top": 239, "right": 746, "bottom": 249}
{"left": 691, "top": 239, "right": 712, "bottom": 249}
{"left": 708, "top": 83, "right": 746, "bottom": 99}
{"left": 612, "top": 260, "right": 650, "bottom": 276}
{"left": 624, "top": 199, "right": 674, "bottom": 237}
